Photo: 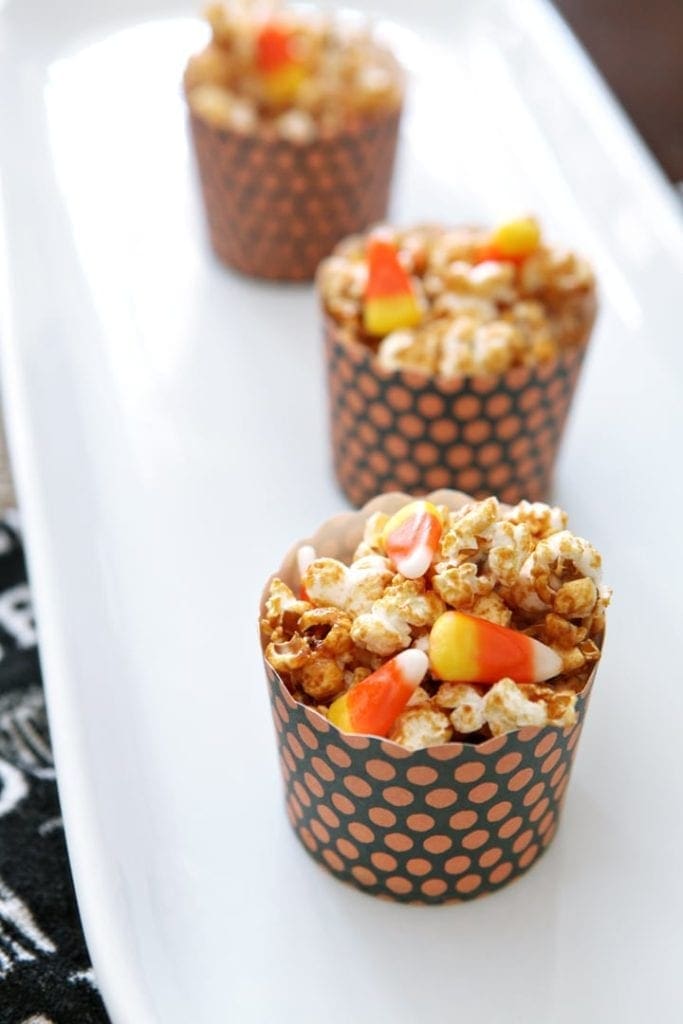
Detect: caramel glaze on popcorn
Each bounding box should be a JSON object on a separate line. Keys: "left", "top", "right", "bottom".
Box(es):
{"left": 317, "top": 224, "right": 597, "bottom": 376}
{"left": 260, "top": 497, "right": 610, "bottom": 750}
{"left": 185, "top": 3, "right": 403, "bottom": 142}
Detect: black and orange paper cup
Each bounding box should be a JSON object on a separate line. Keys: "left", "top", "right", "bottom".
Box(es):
{"left": 322, "top": 305, "right": 596, "bottom": 508}
{"left": 188, "top": 108, "right": 401, "bottom": 282}
{"left": 260, "top": 491, "right": 601, "bottom": 904}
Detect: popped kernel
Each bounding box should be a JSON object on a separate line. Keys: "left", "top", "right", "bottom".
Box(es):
{"left": 262, "top": 578, "right": 311, "bottom": 639}
{"left": 483, "top": 678, "right": 548, "bottom": 735}
{"left": 265, "top": 634, "right": 310, "bottom": 673}
{"left": 298, "top": 607, "right": 354, "bottom": 657}
{"left": 300, "top": 658, "right": 345, "bottom": 701}
{"left": 439, "top": 497, "right": 499, "bottom": 562}
{"left": 389, "top": 706, "right": 453, "bottom": 750}
{"left": 350, "top": 603, "right": 412, "bottom": 656}
{"left": 376, "top": 329, "right": 439, "bottom": 374}
{"left": 319, "top": 221, "right": 595, "bottom": 375}
{"left": 406, "top": 684, "right": 432, "bottom": 707}
{"left": 469, "top": 591, "right": 512, "bottom": 627}
{"left": 188, "top": 85, "right": 257, "bottom": 132}
{"left": 351, "top": 579, "right": 444, "bottom": 657}
{"left": 435, "top": 682, "right": 486, "bottom": 734}
{"left": 261, "top": 495, "right": 607, "bottom": 748}
{"left": 514, "top": 530, "right": 602, "bottom": 612}
{"left": 302, "top": 554, "right": 393, "bottom": 616}
{"left": 517, "top": 683, "right": 577, "bottom": 728}
{"left": 554, "top": 577, "right": 598, "bottom": 618}
{"left": 505, "top": 500, "right": 567, "bottom": 538}
{"left": 488, "top": 520, "right": 534, "bottom": 586}
{"left": 187, "top": 5, "right": 403, "bottom": 139}
{"left": 432, "top": 562, "right": 493, "bottom": 609}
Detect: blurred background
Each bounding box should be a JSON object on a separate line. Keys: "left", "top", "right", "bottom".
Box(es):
{"left": 553, "top": 0, "right": 683, "bottom": 184}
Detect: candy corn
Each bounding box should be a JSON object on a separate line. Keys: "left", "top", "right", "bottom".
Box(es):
{"left": 328, "top": 649, "right": 428, "bottom": 737}
{"left": 256, "top": 23, "right": 306, "bottom": 104}
{"left": 429, "top": 611, "right": 562, "bottom": 684}
{"left": 382, "top": 500, "right": 443, "bottom": 579}
{"left": 476, "top": 217, "right": 541, "bottom": 264}
{"left": 363, "top": 239, "right": 422, "bottom": 336}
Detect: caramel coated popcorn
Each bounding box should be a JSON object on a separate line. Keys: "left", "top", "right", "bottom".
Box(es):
{"left": 185, "top": 3, "right": 403, "bottom": 140}
{"left": 261, "top": 496, "right": 610, "bottom": 748}
{"left": 317, "top": 221, "right": 596, "bottom": 375}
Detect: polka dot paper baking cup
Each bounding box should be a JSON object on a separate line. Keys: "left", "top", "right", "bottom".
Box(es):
{"left": 189, "top": 110, "right": 401, "bottom": 281}
{"left": 260, "top": 491, "right": 601, "bottom": 904}
{"left": 323, "top": 314, "right": 594, "bottom": 508}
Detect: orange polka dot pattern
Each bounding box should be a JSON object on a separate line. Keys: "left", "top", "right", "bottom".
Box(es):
{"left": 324, "top": 319, "right": 589, "bottom": 508}
{"left": 264, "top": 658, "right": 597, "bottom": 904}
{"left": 189, "top": 111, "right": 401, "bottom": 282}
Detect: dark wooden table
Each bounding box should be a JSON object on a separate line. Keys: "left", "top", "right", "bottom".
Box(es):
{"left": 554, "top": 0, "right": 683, "bottom": 183}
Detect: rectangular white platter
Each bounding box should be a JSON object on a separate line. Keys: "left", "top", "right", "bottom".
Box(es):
{"left": 1, "top": 0, "right": 683, "bottom": 1021}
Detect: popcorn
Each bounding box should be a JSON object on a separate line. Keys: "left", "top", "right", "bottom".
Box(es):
{"left": 514, "top": 530, "right": 603, "bottom": 612}
{"left": 276, "top": 109, "right": 316, "bottom": 143}
{"left": 298, "top": 607, "right": 353, "bottom": 658}
{"left": 351, "top": 578, "right": 445, "bottom": 657}
{"left": 483, "top": 678, "right": 549, "bottom": 735}
{"left": 353, "top": 510, "right": 389, "bottom": 559}
{"left": 432, "top": 562, "right": 492, "bottom": 609}
{"left": 186, "top": 6, "right": 403, "bottom": 139}
{"left": 187, "top": 85, "right": 257, "bottom": 132}
{"left": 261, "top": 495, "right": 607, "bottom": 748}
{"left": 389, "top": 706, "right": 453, "bottom": 750}
{"left": 554, "top": 577, "right": 598, "bottom": 619}
{"left": 469, "top": 591, "right": 512, "bottom": 627}
{"left": 302, "top": 555, "right": 393, "bottom": 616}
{"left": 376, "top": 329, "right": 439, "bottom": 374}
{"left": 262, "top": 578, "right": 310, "bottom": 640}
{"left": 435, "top": 682, "right": 486, "bottom": 734}
{"left": 300, "top": 658, "right": 346, "bottom": 701}
{"left": 488, "top": 521, "right": 534, "bottom": 586}
{"left": 439, "top": 497, "right": 499, "bottom": 563}
{"left": 265, "top": 634, "right": 310, "bottom": 673}
{"left": 505, "top": 500, "right": 567, "bottom": 539}
{"left": 318, "top": 222, "right": 595, "bottom": 374}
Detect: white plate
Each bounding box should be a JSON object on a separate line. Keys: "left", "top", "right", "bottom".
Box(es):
{"left": 1, "top": 1, "right": 683, "bottom": 1021}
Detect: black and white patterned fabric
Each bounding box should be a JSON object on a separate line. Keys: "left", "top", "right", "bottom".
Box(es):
{"left": 0, "top": 516, "right": 109, "bottom": 1024}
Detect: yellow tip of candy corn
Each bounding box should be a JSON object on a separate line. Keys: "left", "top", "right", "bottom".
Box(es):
{"left": 327, "top": 693, "right": 354, "bottom": 732}
{"left": 490, "top": 217, "right": 541, "bottom": 259}
{"left": 262, "top": 64, "right": 306, "bottom": 103}
{"left": 363, "top": 294, "right": 422, "bottom": 337}
{"left": 429, "top": 611, "right": 562, "bottom": 685}
{"left": 382, "top": 500, "right": 443, "bottom": 579}
{"left": 328, "top": 648, "right": 428, "bottom": 737}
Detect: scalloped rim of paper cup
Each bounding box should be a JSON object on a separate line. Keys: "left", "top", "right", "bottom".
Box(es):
{"left": 187, "top": 102, "right": 404, "bottom": 146}
{"left": 259, "top": 489, "right": 603, "bottom": 753}
{"left": 321, "top": 290, "right": 597, "bottom": 387}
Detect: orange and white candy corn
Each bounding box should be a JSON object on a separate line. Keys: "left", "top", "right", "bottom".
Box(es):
{"left": 429, "top": 610, "right": 561, "bottom": 684}
{"left": 363, "top": 239, "right": 422, "bottom": 336}
{"left": 382, "top": 500, "right": 443, "bottom": 579}
{"left": 256, "top": 23, "right": 306, "bottom": 104}
{"left": 477, "top": 217, "right": 541, "bottom": 264}
{"left": 328, "top": 648, "right": 428, "bottom": 737}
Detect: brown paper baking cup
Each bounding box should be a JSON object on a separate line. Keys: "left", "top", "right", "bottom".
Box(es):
{"left": 189, "top": 108, "right": 401, "bottom": 281}
{"left": 324, "top": 310, "right": 595, "bottom": 508}
{"left": 260, "top": 491, "right": 601, "bottom": 904}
